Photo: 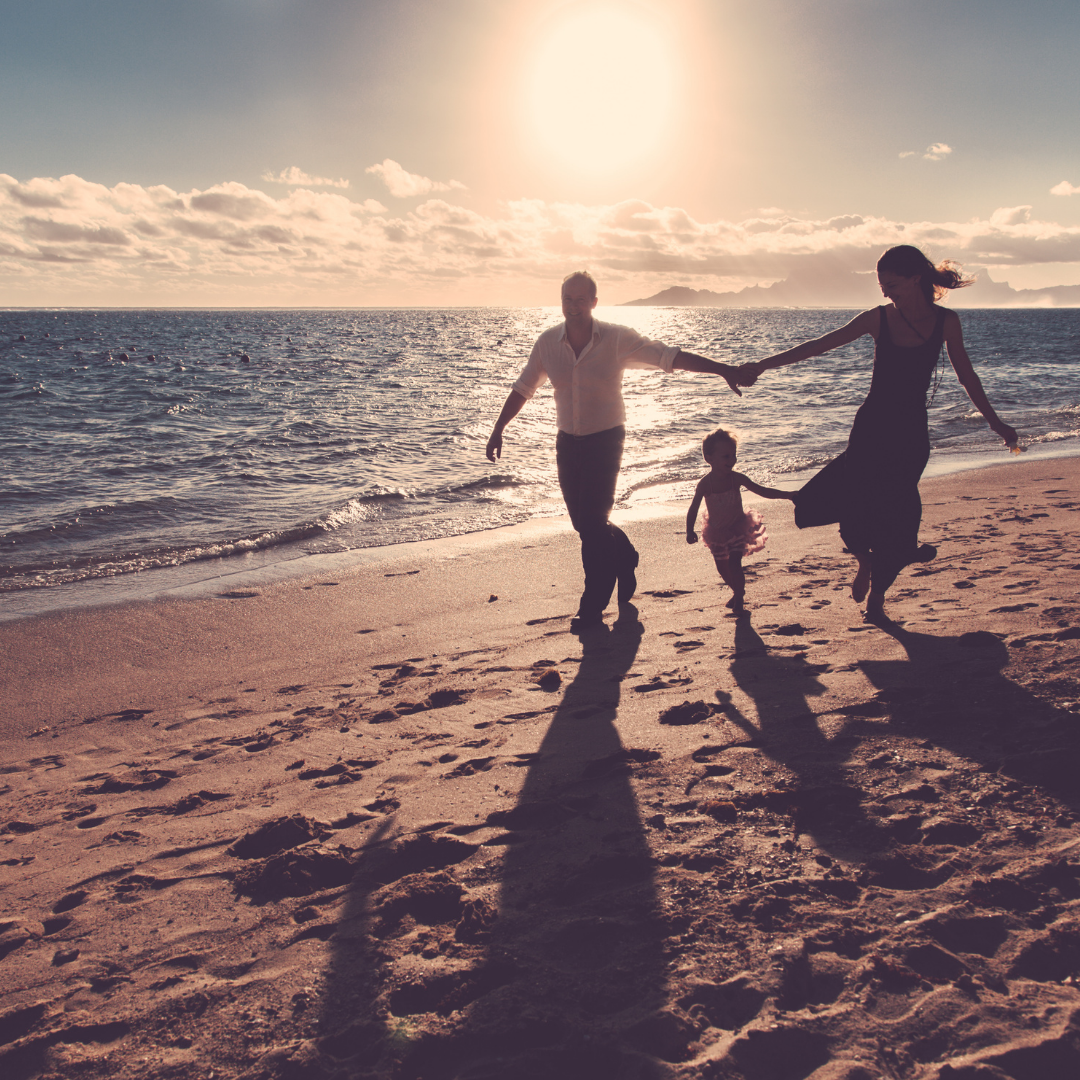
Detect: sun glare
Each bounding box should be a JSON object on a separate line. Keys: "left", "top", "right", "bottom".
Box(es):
{"left": 525, "top": 3, "right": 676, "bottom": 176}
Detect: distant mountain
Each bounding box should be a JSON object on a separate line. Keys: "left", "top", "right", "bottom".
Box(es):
{"left": 621, "top": 271, "right": 1080, "bottom": 308}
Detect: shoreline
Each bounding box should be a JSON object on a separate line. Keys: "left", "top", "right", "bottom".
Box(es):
{"left": 2, "top": 453, "right": 1076, "bottom": 739}
{"left": 1, "top": 452, "right": 1078, "bottom": 1079}
{"left": 3, "top": 443, "right": 1074, "bottom": 625}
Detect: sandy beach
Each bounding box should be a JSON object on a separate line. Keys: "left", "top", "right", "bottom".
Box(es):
{"left": 2, "top": 454, "right": 1079, "bottom": 1080}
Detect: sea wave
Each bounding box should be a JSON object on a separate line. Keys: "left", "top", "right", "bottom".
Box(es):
{"left": 3, "top": 305, "right": 1078, "bottom": 605}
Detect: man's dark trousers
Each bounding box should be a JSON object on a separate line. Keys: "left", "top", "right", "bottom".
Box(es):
{"left": 556, "top": 425, "right": 638, "bottom": 618}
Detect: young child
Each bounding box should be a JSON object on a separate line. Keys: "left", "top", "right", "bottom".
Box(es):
{"left": 686, "top": 428, "right": 795, "bottom": 614}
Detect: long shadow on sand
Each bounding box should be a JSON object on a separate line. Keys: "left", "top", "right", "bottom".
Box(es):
{"left": 313, "top": 607, "right": 668, "bottom": 1080}
{"left": 447, "top": 605, "right": 668, "bottom": 1079}
{"left": 723, "top": 615, "right": 882, "bottom": 860}
{"left": 718, "top": 613, "right": 1080, "bottom": 876}
{"left": 858, "top": 619, "right": 1080, "bottom": 811}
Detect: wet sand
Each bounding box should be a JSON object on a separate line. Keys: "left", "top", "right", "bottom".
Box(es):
{"left": 2, "top": 455, "right": 1079, "bottom": 1080}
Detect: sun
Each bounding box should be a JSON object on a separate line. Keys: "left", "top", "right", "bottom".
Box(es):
{"left": 524, "top": 3, "right": 677, "bottom": 176}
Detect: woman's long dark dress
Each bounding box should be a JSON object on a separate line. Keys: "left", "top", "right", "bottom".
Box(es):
{"left": 794, "top": 305, "right": 945, "bottom": 593}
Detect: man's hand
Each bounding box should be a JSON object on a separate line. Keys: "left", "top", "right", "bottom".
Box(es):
{"left": 722, "top": 370, "right": 743, "bottom": 398}
{"left": 486, "top": 390, "right": 526, "bottom": 462}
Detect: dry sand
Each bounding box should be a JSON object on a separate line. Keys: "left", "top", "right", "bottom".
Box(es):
{"left": 2, "top": 455, "right": 1079, "bottom": 1080}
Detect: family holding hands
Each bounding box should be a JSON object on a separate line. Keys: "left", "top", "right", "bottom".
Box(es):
{"left": 487, "top": 246, "right": 1018, "bottom": 629}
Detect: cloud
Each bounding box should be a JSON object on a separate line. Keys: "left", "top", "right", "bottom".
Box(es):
{"left": 900, "top": 143, "right": 953, "bottom": 161}
{"left": 3, "top": 171, "right": 1080, "bottom": 304}
{"left": 1051, "top": 180, "right": 1080, "bottom": 196}
{"left": 365, "top": 159, "right": 466, "bottom": 199}
{"left": 262, "top": 166, "right": 350, "bottom": 189}
{"left": 990, "top": 206, "right": 1031, "bottom": 227}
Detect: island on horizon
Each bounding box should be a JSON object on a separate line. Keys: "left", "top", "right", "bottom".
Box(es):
{"left": 621, "top": 270, "right": 1080, "bottom": 308}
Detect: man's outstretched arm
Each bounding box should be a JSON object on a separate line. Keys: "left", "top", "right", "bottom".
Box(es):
{"left": 672, "top": 351, "right": 743, "bottom": 397}
{"left": 486, "top": 390, "right": 528, "bottom": 461}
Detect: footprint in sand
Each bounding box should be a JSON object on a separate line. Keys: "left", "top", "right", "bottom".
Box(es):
{"left": 444, "top": 757, "right": 496, "bottom": 778}
{"left": 94, "top": 831, "right": 143, "bottom": 846}
{"left": 74, "top": 816, "right": 109, "bottom": 830}
{"left": 674, "top": 640, "right": 705, "bottom": 653}
{"left": 52, "top": 890, "right": 89, "bottom": 913}
{"left": 81, "top": 768, "right": 178, "bottom": 795}
{"left": 633, "top": 674, "right": 694, "bottom": 693}
{"left": 581, "top": 748, "right": 661, "bottom": 778}
{"left": 658, "top": 701, "right": 721, "bottom": 725}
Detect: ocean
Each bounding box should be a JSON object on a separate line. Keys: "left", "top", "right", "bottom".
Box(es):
{"left": 2, "top": 306, "right": 1077, "bottom": 619}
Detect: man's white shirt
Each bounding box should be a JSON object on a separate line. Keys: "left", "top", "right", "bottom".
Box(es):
{"left": 512, "top": 319, "right": 679, "bottom": 436}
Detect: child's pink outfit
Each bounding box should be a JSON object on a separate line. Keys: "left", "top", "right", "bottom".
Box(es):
{"left": 701, "top": 488, "right": 767, "bottom": 559}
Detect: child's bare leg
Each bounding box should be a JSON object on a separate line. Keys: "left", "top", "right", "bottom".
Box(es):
{"left": 851, "top": 552, "right": 871, "bottom": 603}
{"left": 714, "top": 553, "right": 746, "bottom": 612}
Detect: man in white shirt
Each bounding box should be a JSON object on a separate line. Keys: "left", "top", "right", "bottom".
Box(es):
{"left": 486, "top": 271, "right": 744, "bottom": 631}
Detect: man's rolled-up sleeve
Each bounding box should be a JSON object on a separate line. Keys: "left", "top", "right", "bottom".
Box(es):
{"left": 617, "top": 327, "right": 679, "bottom": 372}
{"left": 511, "top": 342, "right": 548, "bottom": 399}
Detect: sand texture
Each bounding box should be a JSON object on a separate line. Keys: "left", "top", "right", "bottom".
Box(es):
{"left": 2, "top": 456, "right": 1080, "bottom": 1080}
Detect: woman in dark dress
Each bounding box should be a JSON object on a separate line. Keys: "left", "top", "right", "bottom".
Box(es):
{"left": 738, "top": 246, "right": 1018, "bottom": 623}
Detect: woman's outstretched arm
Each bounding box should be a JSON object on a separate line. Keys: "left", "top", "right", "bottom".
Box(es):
{"left": 738, "top": 308, "right": 879, "bottom": 384}
{"left": 942, "top": 312, "right": 1018, "bottom": 446}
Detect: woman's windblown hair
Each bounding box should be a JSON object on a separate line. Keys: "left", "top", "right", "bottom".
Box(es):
{"left": 877, "top": 244, "right": 974, "bottom": 303}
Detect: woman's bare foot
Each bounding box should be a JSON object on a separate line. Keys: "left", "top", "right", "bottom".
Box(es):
{"left": 726, "top": 595, "right": 747, "bottom": 615}
{"left": 851, "top": 566, "right": 871, "bottom": 603}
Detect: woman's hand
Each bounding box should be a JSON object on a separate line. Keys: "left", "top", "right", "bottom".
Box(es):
{"left": 992, "top": 421, "right": 1019, "bottom": 447}
{"left": 686, "top": 530, "right": 698, "bottom": 545}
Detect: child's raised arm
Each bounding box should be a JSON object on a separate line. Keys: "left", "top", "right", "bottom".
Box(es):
{"left": 736, "top": 473, "right": 796, "bottom": 501}
{"left": 686, "top": 480, "right": 706, "bottom": 543}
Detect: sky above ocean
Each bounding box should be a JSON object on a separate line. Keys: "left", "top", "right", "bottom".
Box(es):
{"left": 1, "top": 0, "right": 1079, "bottom": 307}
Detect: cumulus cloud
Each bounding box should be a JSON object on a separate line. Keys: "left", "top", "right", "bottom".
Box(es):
{"left": 365, "top": 159, "right": 466, "bottom": 199}
{"left": 990, "top": 206, "right": 1032, "bottom": 227}
{"left": 3, "top": 171, "right": 1080, "bottom": 305}
{"left": 262, "top": 166, "right": 350, "bottom": 189}
{"left": 1051, "top": 180, "right": 1080, "bottom": 196}
{"left": 900, "top": 143, "right": 953, "bottom": 161}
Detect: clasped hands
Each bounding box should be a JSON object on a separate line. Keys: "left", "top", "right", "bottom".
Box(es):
{"left": 733, "top": 362, "right": 762, "bottom": 387}
{"left": 719, "top": 361, "right": 762, "bottom": 396}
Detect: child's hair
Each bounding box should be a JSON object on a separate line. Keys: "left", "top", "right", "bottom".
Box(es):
{"left": 702, "top": 427, "right": 737, "bottom": 458}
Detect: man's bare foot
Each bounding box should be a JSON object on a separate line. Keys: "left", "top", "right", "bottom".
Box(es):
{"left": 851, "top": 566, "right": 870, "bottom": 603}
{"left": 864, "top": 592, "right": 888, "bottom": 624}
{"left": 726, "top": 596, "right": 747, "bottom": 614}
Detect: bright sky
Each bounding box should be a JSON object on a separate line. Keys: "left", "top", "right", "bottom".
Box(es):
{"left": 2, "top": 0, "right": 1079, "bottom": 307}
